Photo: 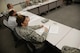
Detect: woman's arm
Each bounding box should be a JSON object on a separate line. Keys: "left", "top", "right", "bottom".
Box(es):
{"left": 30, "top": 27, "right": 48, "bottom": 43}
{"left": 30, "top": 25, "right": 43, "bottom": 30}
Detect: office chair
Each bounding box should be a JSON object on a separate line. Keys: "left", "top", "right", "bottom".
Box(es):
{"left": 3, "top": 19, "right": 35, "bottom": 51}
{"left": 3, "top": 19, "right": 9, "bottom": 27}
{"left": 14, "top": 27, "right": 48, "bottom": 53}
{"left": 3, "top": 19, "right": 18, "bottom": 41}
{"left": 13, "top": 28, "right": 28, "bottom": 48}
{"left": 14, "top": 27, "right": 36, "bottom": 53}
{"left": 3, "top": 19, "right": 25, "bottom": 48}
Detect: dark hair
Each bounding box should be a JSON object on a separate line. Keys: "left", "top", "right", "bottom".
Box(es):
{"left": 7, "top": 3, "right": 11, "bottom": 9}
{"left": 9, "top": 10, "right": 15, "bottom": 16}
{"left": 16, "top": 15, "right": 26, "bottom": 26}
{"left": 9, "top": 10, "right": 17, "bottom": 16}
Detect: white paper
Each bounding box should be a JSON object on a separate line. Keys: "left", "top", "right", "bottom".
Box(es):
{"left": 49, "top": 24, "right": 59, "bottom": 34}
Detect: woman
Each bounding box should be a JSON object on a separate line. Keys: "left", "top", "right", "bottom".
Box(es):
{"left": 16, "top": 15, "right": 61, "bottom": 53}
{"left": 16, "top": 15, "right": 48, "bottom": 49}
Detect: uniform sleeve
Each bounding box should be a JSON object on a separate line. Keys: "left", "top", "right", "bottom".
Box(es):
{"left": 31, "top": 31, "right": 48, "bottom": 43}
{"left": 29, "top": 25, "right": 42, "bottom": 30}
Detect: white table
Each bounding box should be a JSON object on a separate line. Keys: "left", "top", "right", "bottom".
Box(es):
{"left": 28, "top": 7, "right": 39, "bottom": 15}
{"left": 21, "top": 0, "right": 63, "bottom": 15}
{"left": 46, "top": 21, "right": 72, "bottom": 45}
{"left": 48, "top": 1, "right": 57, "bottom": 10}
{"left": 27, "top": 15, "right": 72, "bottom": 46}
{"left": 22, "top": 0, "right": 57, "bottom": 14}
{"left": 22, "top": 0, "right": 57, "bottom": 11}
{"left": 56, "top": 28, "right": 80, "bottom": 49}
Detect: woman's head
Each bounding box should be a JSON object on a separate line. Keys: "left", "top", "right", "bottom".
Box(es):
{"left": 9, "top": 10, "right": 17, "bottom": 16}
{"left": 7, "top": 3, "right": 13, "bottom": 9}
{"left": 16, "top": 15, "right": 30, "bottom": 27}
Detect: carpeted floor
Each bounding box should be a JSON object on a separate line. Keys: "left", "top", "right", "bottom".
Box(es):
{"left": 42, "top": 4, "right": 80, "bottom": 30}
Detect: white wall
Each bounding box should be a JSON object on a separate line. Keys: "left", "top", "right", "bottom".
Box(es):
{"left": 0, "top": 0, "right": 23, "bottom": 12}
{"left": 13, "top": 5, "right": 22, "bottom": 12}
{"left": 5, "top": 0, "right": 25, "bottom": 5}
{"left": 0, "top": 0, "right": 7, "bottom": 12}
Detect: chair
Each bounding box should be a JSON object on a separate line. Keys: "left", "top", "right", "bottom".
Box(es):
{"left": 13, "top": 28, "right": 27, "bottom": 48}
{"left": 3, "top": 19, "right": 25, "bottom": 48}
{"left": 3, "top": 19, "right": 9, "bottom": 28}
{"left": 3, "top": 19, "right": 35, "bottom": 51}
{"left": 14, "top": 27, "right": 50, "bottom": 53}
{"left": 3, "top": 19, "right": 18, "bottom": 41}
{"left": 14, "top": 27, "right": 36, "bottom": 53}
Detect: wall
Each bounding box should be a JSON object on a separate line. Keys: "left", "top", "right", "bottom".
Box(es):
{"left": 0, "top": 0, "right": 23, "bottom": 13}
{"left": 13, "top": 5, "right": 22, "bottom": 12}
{"left": 0, "top": 0, "right": 7, "bottom": 12}
{"left": 5, "top": 0, "right": 25, "bottom": 5}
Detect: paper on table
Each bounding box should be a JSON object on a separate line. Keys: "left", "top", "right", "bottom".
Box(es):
{"left": 35, "top": 24, "right": 59, "bottom": 35}
{"left": 35, "top": 25, "right": 50, "bottom": 35}
{"left": 49, "top": 24, "right": 59, "bottom": 34}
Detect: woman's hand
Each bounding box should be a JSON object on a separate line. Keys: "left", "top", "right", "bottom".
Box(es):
{"left": 44, "top": 27, "right": 48, "bottom": 32}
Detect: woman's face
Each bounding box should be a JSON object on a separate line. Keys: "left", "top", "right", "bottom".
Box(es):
{"left": 22, "top": 17, "right": 30, "bottom": 26}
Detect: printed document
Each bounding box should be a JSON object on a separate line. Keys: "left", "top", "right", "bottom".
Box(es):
{"left": 49, "top": 24, "right": 59, "bottom": 34}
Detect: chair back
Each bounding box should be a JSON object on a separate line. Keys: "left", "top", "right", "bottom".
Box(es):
{"left": 3, "top": 19, "right": 9, "bottom": 28}
{"left": 3, "top": 19, "right": 13, "bottom": 30}
{"left": 15, "top": 27, "right": 36, "bottom": 52}
{"left": 3, "top": 19, "right": 14, "bottom": 30}
{"left": 3, "top": 19, "right": 20, "bottom": 41}
{"left": 3, "top": 19, "right": 28, "bottom": 48}
{"left": 14, "top": 28, "right": 23, "bottom": 40}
